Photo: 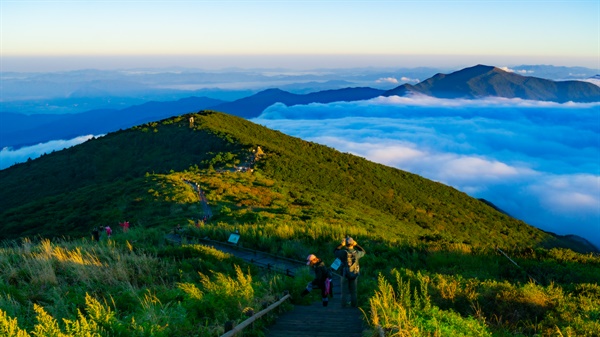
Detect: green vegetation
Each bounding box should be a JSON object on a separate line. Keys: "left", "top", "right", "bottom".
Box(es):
{"left": 1, "top": 111, "right": 599, "bottom": 336}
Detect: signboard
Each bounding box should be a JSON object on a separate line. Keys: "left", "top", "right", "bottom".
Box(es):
{"left": 331, "top": 258, "right": 342, "bottom": 271}
{"left": 228, "top": 233, "right": 240, "bottom": 244}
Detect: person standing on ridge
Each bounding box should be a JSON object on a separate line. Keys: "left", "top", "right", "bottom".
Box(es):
{"left": 119, "top": 221, "right": 130, "bottom": 233}
{"left": 334, "top": 236, "right": 366, "bottom": 307}
{"left": 301, "top": 254, "right": 333, "bottom": 307}
{"left": 91, "top": 227, "right": 100, "bottom": 241}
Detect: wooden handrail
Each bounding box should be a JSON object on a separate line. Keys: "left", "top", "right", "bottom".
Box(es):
{"left": 220, "top": 294, "right": 291, "bottom": 337}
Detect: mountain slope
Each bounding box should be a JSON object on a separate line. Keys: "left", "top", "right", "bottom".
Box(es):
{"left": 1, "top": 110, "right": 598, "bottom": 337}
{"left": 212, "top": 87, "right": 385, "bottom": 118}
{"left": 384, "top": 64, "right": 600, "bottom": 102}
{"left": 1, "top": 111, "right": 591, "bottom": 253}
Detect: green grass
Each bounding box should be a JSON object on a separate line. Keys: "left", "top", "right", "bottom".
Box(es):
{"left": 0, "top": 235, "right": 298, "bottom": 337}
{"left": 1, "top": 111, "right": 599, "bottom": 336}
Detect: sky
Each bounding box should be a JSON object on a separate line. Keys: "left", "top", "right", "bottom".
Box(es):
{"left": 1, "top": 0, "right": 598, "bottom": 71}
{"left": 0, "top": 0, "right": 598, "bottom": 247}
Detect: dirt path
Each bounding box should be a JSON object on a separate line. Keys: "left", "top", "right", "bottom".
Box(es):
{"left": 183, "top": 179, "right": 213, "bottom": 220}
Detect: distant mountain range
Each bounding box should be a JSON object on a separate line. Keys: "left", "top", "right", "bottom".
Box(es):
{"left": 383, "top": 65, "right": 600, "bottom": 103}
{"left": 214, "top": 64, "right": 600, "bottom": 118}
{"left": 0, "top": 97, "right": 224, "bottom": 149}
{"left": 211, "top": 87, "right": 385, "bottom": 118}
{"left": 2, "top": 64, "right": 598, "bottom": 150}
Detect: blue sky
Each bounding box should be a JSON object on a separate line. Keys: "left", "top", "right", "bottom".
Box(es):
{"left": 2, "top": 0, "right": 598, "bottom": 71}
{"left": 0, "top": 1, "right": 598, "bottom": 246}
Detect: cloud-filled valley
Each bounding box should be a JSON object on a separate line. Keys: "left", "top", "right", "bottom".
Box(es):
{"left": 0, "top": 135, "right": 99, "bottom": 170}
{"left": 2, "top": 94, "right": 597, "bottom": 249}
{"left": 253, "top": 96, "right": 600, "bottom": 248}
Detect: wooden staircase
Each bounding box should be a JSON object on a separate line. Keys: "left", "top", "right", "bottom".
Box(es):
{"left": 265, "top": 276, "right": 365, "bottom": 337}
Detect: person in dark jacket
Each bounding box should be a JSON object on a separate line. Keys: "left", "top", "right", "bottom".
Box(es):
{"left": 91, "top": 227, "right": 100, "bottom": 241}
{"left": 334, "top": 236, "right": 366, "bottom": 307}
{"left": 301, "top": 254, "right": 333, "bottom": 307}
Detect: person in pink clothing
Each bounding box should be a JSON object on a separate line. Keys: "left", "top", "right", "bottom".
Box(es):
{"left": 105, "top": 226, "right": 112, "bottom": 238}
{"left": 119, "top": 221, "right": 129, "bottom": 233}
{"left": 301, "top": 254, "right": 333, "bottom": 307}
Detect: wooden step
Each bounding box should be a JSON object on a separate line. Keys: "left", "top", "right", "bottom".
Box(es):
{"left": 265, "top": 301, "right": 364, "bottom": 337}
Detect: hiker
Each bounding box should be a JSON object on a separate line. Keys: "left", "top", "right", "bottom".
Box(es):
{"left": 334, "top": 236, "right": 366, "bottom": 307}
{"left": 174, "top": 224, "right": 182, "bottom": 237}
{"left": 119, "top": 221, "right": 130, "bottom": 233}
{"left": 92, "top": 227, "right": 100, "bottom": 241}
{"left": 105, "top": 226, "right": 112, "bottom": 238}
{"left": 301, "top": 254, "right": 333, "bottom": 307}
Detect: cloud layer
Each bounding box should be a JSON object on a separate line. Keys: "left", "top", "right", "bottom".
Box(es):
{"left": 253, "top": 96, "right": 600, "bottom": 248}
{"left": 0, "top": 135, "right": 98, "bottom": 170}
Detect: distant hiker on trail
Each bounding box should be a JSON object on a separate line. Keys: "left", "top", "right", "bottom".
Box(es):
{"left": 105, "top": 226, "right": 112, "bottom": 238}
{"left": 301, "top": 254, "right": 333, "bottom": 307}
{"left": 92, "top": 227, "right": 100, "bottom": 241}
{"left": 119, "top": 221, "right": 130, "bottom": 233}
{"left": 334, "top": 236, "right": 366, "bottom": 307}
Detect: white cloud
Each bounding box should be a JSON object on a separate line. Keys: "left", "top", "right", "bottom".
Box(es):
{"left": 400, "top": 76, "right": 420, "bottom": 83}
{"left": 369, "top": 94, "right": 599, "bottom": 108}
{"left": 374, "top": 76, "right": 420, "bottom": 85}
{"left": 500, "top": 66, "right": 534, "bottom": 74}
{"left": 518, "top": 69, "right": 535, "bottom": 74}
{"left": 375, "top": 77, "right": 399, "bottom": 84}
{"left": 0, "top": 135, "right": 101, "bottom": 170}
{"left": 253, "top": 97, "right": 600, "bottom": 248}
{"left": 582, "top": 78, "right": 600, "bottom": 87}
{"left": 440, "top": 157, "right": 530, "bottom": 180}
{"left": 529, "top": 174, "right": 600, "bottom": 213}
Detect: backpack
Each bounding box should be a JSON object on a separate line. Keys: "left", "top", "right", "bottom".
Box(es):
{"left": 343, "top": 249, "right": 360, "bottom": 279}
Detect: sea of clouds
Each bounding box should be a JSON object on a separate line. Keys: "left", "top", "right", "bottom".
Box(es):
{"left": 0, "top": 135, "right": 98, "bottom": 170}
{"left": 253, "top": 95, "right": 600, "bottom": 249}
{"left": 1, "top": 95, "right": 598, "bottom": 249}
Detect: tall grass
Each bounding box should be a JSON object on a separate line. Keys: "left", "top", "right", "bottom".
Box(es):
{"left": 369, "top": 269, "right": 492, "bottom": 337}
{"left": 0, "top": 236, "right": 295, "bottom": 336}
{"left": 2, "top": 167, "right": 600, "bottom": 336}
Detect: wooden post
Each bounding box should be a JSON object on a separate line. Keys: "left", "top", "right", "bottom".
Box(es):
{"left": 224, "top": 321, "right": 235, "bottom": 336}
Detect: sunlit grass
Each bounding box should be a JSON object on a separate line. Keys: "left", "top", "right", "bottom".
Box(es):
{"left": 0, "top": 235, "right": 296, "bottom": 336}
{"left": 1, "top": 154, "right": 600, "bottom": 336}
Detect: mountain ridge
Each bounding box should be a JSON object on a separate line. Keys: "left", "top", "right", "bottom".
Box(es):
{"left": 0, "top": 111, "right": 595, "bottom": 253}
{"left": 3, "top": 64, "right": 597, "bottom": 152}
{"left": 383, "top": 64, "right": 600, "bottom": 102}
{"left": 211, "top": 86, "right": 385, "bottom": 118}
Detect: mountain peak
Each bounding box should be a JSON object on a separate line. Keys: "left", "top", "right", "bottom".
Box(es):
{"left": 256, "top": 88, "right": 291, "bottom": 95}
{"left": 383, "top": 64, "right": 600, "bottom": 102}
{"left": 450, "top": 64, "right": 498, "bottom": 78}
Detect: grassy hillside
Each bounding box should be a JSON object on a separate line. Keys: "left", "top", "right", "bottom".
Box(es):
{"left": 0, "top": 111, "right": 563, "bottom": 249}
{"left": 1, "top": 111, "right": 599, "bottom": 336}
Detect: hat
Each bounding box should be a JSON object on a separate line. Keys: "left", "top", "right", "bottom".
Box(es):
{"left": 306, "top": 254, "right": 317, "bottom": 265}
{"left": 345, "top": 237, "right": 356, "bottom": 246}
